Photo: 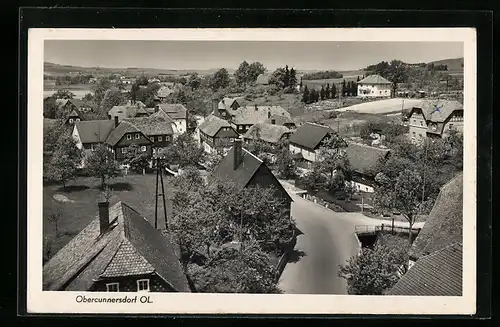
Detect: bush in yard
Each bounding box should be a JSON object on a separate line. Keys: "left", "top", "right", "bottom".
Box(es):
{"left": 162, "top": 133, "right": 206, "bottom": 168}
{"left": 275, "top": 147, "right": 297, "bottom": 179}
{"left": 338, "top": 241, "right": 409, "bottom": 295}
{"left": 46, "top": 131, "right": 84, "bottom": 189}
{"left": 123, "top": 144, "right": 151, "bottom": 174}
{"left": 86, "top": 144, "right": 122, "bottom": 189}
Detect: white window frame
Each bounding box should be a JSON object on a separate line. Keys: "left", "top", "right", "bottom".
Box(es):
{"left": 158, "top": 136, "right": 163, "bottom": 142}
{"left": 106, "top": 282, "right": 119, "bottom": 292}
{"left": 137, "top": 279, "right": 150, "bottom": 292}
{"left": 152, "top": 148, "right": 156, "bottom": 154}
{"left": 91, "top": 143, "right": 96, "bottom": 151}
{"left": 150, "top": 136, "right": 154, "bottom": 142}
{"left": 121, "top": 148, "right": 127, "bottom": 154}
{"left": 127, "top": 134, "right": 132, "bottom": 140}
{"left": 135, "top": 133, "right": 140, "bottom": 139}
{"left": 140, "top": 146, "right": 147, "bottom": 152}
{"left": 69, "top": 118, "right": 74, "bottom": 124}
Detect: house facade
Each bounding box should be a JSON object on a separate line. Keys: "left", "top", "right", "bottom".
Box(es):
{"left": 216, "top": 97, "right": 243, "bottom": 119}
{"left": 229, "top": 105, "right": 291, "bottom": 135}
{"left": 288, "top": 122, "right": 337, "bottom": 166}
{"left": 243, "top": 123, "right": 292, "bottom": 148}
{"left": 408, "top": 100, "right": 464, "bottom": 142}
{"left": 43, "top": 201, "right": 190, "bottom": 292}
{"left": 105, "top": 121, "right": 154, "bottom": 162}
{"left": 198, "top": 115, "right": 239, "bottom": 154}
{"left": 150, "top": 103, "right": 188, "bottom": 135}
{"left": 346, "top": 142, "right": 391, "bottom": 193}
{"left": 357, "top": 74, "right": 392, "bottom": 98}
{"left": 72, "top": 120, "right": 116, "bottom": 168}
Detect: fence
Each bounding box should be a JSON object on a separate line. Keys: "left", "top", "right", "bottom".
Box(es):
{"left": 355, "top": 224, "right": 421, "bottom": 236}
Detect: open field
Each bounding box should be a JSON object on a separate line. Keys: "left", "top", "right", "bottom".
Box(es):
{"left": 301, "top": 75, "right": 362, "bottom": 90}
{"left": 43, "top": 174, "right": 174, "bottom": 259}
{"left": 331, "top": 98, "right": 423, "bottom": 115}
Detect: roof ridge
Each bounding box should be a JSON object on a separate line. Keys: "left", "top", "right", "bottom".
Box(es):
{"left": 420, "top": 242, "right": 462, "bottom": 260}
{"left": 242, "top": 148, "right": 263, "bottom": 163}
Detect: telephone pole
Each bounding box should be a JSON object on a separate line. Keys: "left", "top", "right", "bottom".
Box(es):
{"left": 154, "top": 155, "right": 168, "bottom": 230}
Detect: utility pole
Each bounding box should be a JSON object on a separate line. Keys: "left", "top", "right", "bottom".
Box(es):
{"left": 154, "top": 155, "right": 168, "bottom": 230}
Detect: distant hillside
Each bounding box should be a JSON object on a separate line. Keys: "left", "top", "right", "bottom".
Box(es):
{"left": 44, "top": 62, "right": 235, "bottom": 77}
{"left": 427, "top": 58, "right": 464, "bottom": 71}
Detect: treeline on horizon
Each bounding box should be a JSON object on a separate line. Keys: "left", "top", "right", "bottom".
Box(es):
{"left": 301, "top": 70, "right": 344, "bottom": 80}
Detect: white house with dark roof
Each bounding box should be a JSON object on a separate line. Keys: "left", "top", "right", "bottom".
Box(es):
{"left": 407, "top": 100, "right": 464, "bottom": 141}
{"left": 243, "top": 123, "right": 292, "bottom": 146}
{"left": 288, "top": 122, "right": 337, "bottom": 165}
{"left": 145, "top": 103, "right": 188, "bottom": 135}
{"left": 197, "top": 114, "right": 239, "bottom": 154}
{"left": 43, "top": 201, "right": 190, "bottom": 292}
{"left": 229, "top": 105, "right": 291, "bottom": 134}
{"left": 72, "top": 119, "right": 116, "bottom": 167}
{"left": 357, "top": 74, "right": 392, "bottom": 97}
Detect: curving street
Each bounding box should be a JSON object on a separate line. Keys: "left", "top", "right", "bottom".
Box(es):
{"left": 278, "top": 193, "right": 424, "bottom": 294}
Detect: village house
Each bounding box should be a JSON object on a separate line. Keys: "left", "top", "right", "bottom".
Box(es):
{"left": 386, "top": 172, "right": 463, "bottom": 296}
{"left": 197, "top": 114, "right": 239, "bottom": 154}
{"left": 265, "top": 114, "right": 297, "bottom": 130}
{"left": 357, "top": 74, "right": 392, "bottom": 98}
{"left": 72, "top": 120, "right": 116, "bottom": 167}
{"left": 61, "top": 98, "right": 93, "bottom": 113}
{"left": 43, "top": 201, "right": 190, "bottom": 292}
{"left": 215, "top": 97, "right": 244, "bottom": 119}
{"left": 228, "top": 105, "right": 291, "bottom": 134}
{"left": 346, "top": 142, "right": 391, "bottom": 193}
{"left": 108, "top": 101, "right": 147, "bottom": 122}
{"left": 288, "top": 122, "right": 337, "bottom": 167}
{"left": 407, "top": 100, "right": 464, "bottom": 141}
{"left": 104, "top": 119, "right": 154, "bottom": 162}
{"left": 64, "top": 108, "right": 82, "bottom": 125}
{"left": 243, "top": 123, "right": 293, "bottom": 147}
{"left": 146, "top": 103, "right": 188, "bottom": 135}
{"left": 212, "top": 139, "right": 293, "bottom": 218}
{"left": 157, "top": 85, "right": 174, "bottom": 100}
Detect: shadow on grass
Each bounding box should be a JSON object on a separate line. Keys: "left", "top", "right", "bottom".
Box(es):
{"left": 56, "top": 185, "right": 90, "bottom": 193}
{"left": 287, "top": 249, "right": 307, "bottom": 263}
{"left": 97, "top": 182, "right": 133, "bottom": 192}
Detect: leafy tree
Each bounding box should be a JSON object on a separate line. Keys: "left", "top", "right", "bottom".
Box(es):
{"left": 204, "top": 151, "right": 225, "bottom": 172}
{"left": 86, "top": 144, "right": 122, "bottom": 189}
{"left": 162, "top": 133, "right": 205, "bottom": 168}
{"left": 43, "top": 120, "right": 69, "bottom": 153}
{"left": 52, "top": 89, "right": 75, "bottom": 99}
{"left": 234, "top": 61, "right": 250, "bottom": 86}
{"left": 331, "top": 83, "right": 337, "bottom": 99}
{"left": 268, "top": 67, "right": 286, "bottom": 89}
{"left": 188, "top": 240, "right": 281, "bottom": 293}
{"left": 43, "top": 96, "right": 58, "bottom": 119}
{"left": 301, "top": 85, "right": 310, "bottom": 103}
{"left": 284, "top": 65, "right": 290, "bottom": 88}
{"left": 48, "top": 205, "right": 64, "bottom": 237}
{"left": 299, "top": 168, "right": 327, "bottom": 191}
{"left": 187, "top": 72, "right": 202, "bottom": 90}
{"left": 208, "top": 68, "right": 230, "bottom": 91}
{"left": 289, "top": 68, "right": 297, "bottom": 88}
{"left": 100, "top": 87, "right": 127, "bottom": 113}
{"left": 91, "top": 77, "right": 115, "bottom": 104}
{"left": 46, "top": 132, "right": 84, "bottom": 188}
{"left": 325, "top": 83, "right": 331, "bottom": 99}
{"left": 338, "top": 240, "right": 409, "bottom": 295}
{"left": 123, "top": 144, "right": 151, "bottom": 174}
{"left": 275, "top": 147, "right": 297, "bottom": 179}
{"left": 310, "top": 89, "right": 320, "bottom": 103}
{"left": 315, "top": 136, "right": 351, "bottom": 191}
{"left": 247, "top": 62, "right": 266, "bottom": 84}
{"left": 299, "top": 77, "right": 303, "bottom": 89}
{"left": 341, "top": 79, "right": 347, "bottom": 97}
{"left": 320, "top": 85, "right": 325, "bottom": 100}
{"left": 82, "top": 93, "right": 94, "bottom": 101}
{"left": 344, "top": 182, "right": 357, "bottom": 201}
{"left": 136, "top": 82, "right": 162, "bottom": 107}
{"left": 136, "top": 75, "right": 149, "bottom": 86}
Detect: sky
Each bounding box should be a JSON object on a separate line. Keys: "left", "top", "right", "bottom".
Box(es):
{"left": 44, "top": 40, "right": 463, "bottom": 72}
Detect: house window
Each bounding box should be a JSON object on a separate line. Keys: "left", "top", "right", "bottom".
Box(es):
{"left": 69, "top": 118, "right": 74, "bottom": 124}
{"left": 135, "top": 133, "right": 140, "bottom": 139}
{"left": 121, "top": 148, "right": 127, "bottom": 154}
{"left": 141, "top": 146, "right": 147, "bottom": 152}
{"left": 127, "top": 134, "right": 132, "bottom": 140}
{"left": 158, "top": 136, "right": 163, "bottom": 142}
{"left": 449, "top": 124, "right": 454, "bottom": 130}
{"left": 152, "top": 148, "right": 156, "bottom": 154}
{"left": 412, "top": 132, "right": 416, "bottom": 136}
{"left": 76, "top": 118, "right": 80, "bottom": 122}
{"left": 91, "top": 144, "right": 96, "bottom": 151}
{"left": 420, "top": 121, "right": 423, "bottom": 126}
{"left": 137, "top": 279, "right": 150, "bottom": 292}
{"left": 106, "top": 283, "right": 119, "bottom": 292}
{"left": 150, "top": 136, "right": 154, "bottom": 142}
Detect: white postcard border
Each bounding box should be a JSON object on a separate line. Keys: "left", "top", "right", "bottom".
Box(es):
{"left": 27, "top": 28, "right": 477, "bottom": 315}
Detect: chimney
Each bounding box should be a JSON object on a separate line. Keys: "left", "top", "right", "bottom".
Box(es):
{"left": 233, "top": 138, "right": 242, "bottom": 170}
{"left": 255, "top": 104, "right": 258, "bottom": 111}
{"left": 98, "top": 202, "right": 110, "bottom": 234}
{"left": 114, "top": 116, "right": 119, "bottom": 127}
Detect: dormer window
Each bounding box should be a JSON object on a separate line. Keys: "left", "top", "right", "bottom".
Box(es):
{"left": 135, "top": 133, "right": 140, "bottom": 139}
{"left": 158, "top": 136, "right": 163, "bottom": 142}
{"left": 127, "top": 134, "right": 132, "bottom": 140}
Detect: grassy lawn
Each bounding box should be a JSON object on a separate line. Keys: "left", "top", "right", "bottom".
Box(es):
{"left": 43, "top": 173, "right": 175, "bottom": 260}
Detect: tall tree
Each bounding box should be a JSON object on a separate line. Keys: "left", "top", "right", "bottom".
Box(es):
{"left": 268, "top": 67, "right": 287, "bottom": 89}
{"left": 320, "top": 85, "right": 326, "bottom": 100}
{"left": 275, "top": 147, "right": 297, "bottom": 179}
{"left": 247, "top": 62, "right": 266, "bottom": 84}
{"left": 162, "top": 133, "right": 206, "bottom": 168}
{"left": 46, "top": 132, "right": 84, "bottom": 188}
{"left": 91, "top": 77, "right": 114, "bottom": 104}
{"left": 310, "top": 89, "right": 319, "bottom": 103}
{"left": 315, "top": 136, "right": 351, "bottom": 191}
{"left": 289, "top": 68, "right": 297, "bottom": 88}
{"left": 187, "top": 72, "right": 202, "bottom": 90}
{"left": 341, "top": 79, "right": 347, "bottom": 97}
{"left": 234, "top": 61, "right": 250, "bottom": 86}
{"left": 325, "top": 83, "right": 331, "bottom": 99}
{"left": 208, "top": 68, "right": 230, "bottom": 91}
{"left": 302, "top": 85, "right": 310, "bottom": 103}
{"left": 43, "top": 97, "right": 58, "bottom": 119}
{"left": 100, "top": 87, "right": 127, "bottom": 113}
{"left": 123, "top": 144, "right": 151, "bottom": 174}
{"left": 86, "top": 144, "right": 122, "bottom": 189}
{"left": 331, "top": 83, "right": 337, "bottom": 99}
{"left": 284, "top": 65, "right": 290, "bottom": 88}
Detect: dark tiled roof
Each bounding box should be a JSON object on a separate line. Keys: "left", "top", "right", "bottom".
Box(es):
{"left": 66, "top": 109, "right": 82, "bottom": 119}
{"left": 265, "top": 114, "right": 295, "bottom": 127}
{"left": 198, "top": 114, "right": 232, "bottom": 137}
{"left": 409, "top": 100, "right": 463, "bottom": 123}
{"left": 158, "top": 104, "right": 188, "bottom": 120}
{"left": 346, "top": 142, "right": 390, "bottom": 176}
{"left": 218, "top": 97, "right": 242, "bottom": 110}
{"left": 386, "top": 243, "right": 462, "bottom": 296}
{"left": 409, "top": 171, "right": 463, "bottom": 260}
{"left": 243, "top": 123, "right": 292, "bottom": 144}
{"left": 123, "top": 115, "right": 174, "bottom": 136}
{"left": 75, "top": 120, "right": 115, "bottom": 144}
{"left": 105, "top": 120, "right": 143, "bottom": 146}
{"left": 212, "top": 146, "right": 263, "bottom": 189}
{"left": 357, "top": 74, "right": 392, "bottom": 85}
{"left": 67, "top": 98, "right": 89, "bottom": 109}
{"left": 231, "top": 105, "right": 290, "bottom": 125}
{"left": 288, "top": 122, "right": 336, "bottom": 150}
{"left": 43, "top": 201, "right": 190, "bottom": 292}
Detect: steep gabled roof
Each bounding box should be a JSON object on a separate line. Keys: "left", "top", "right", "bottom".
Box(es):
{"left": 212, "top": 147, "right": 263, "bottom": 189}
{"left": 346, "top": 142, "right": 390, "bottom": 176}
{"left": 43, "top": 201, "right": 190, "bottom": 292}
{"left": 386, "top": 242, "right": 462, "bottom": 296}
{"left": 265, "top": 114, "right": 295, "bottom": 127}
{"left": 244, "top": 123, "right": 292, "bottom": 144}
{"left": 409, "top": 171, "right": 463, "bottom": 260}
{"left": 218, "top": 97, "right": 241, "bottom": 110}
{"left": 123, "top": 115, "right": 174, "bottom": 136}
{"left": 105, "top": 120, "right": 146, "bottom": 146}
{"left": 231, "top": 105, "right": 290, "bottom": 125}
{"left": 75, "top": 120, "right": 115, "bottom": 144}
{"left": 357, "top": 74, "right": 392, "bottom": 85}
{"left": 409, "top": 100, "right": 463, "bottom": 123}
{"left": 158, "top": 104, "right": 188, "bottom": 120}
{"left": 198, "top": 114, "right": 232, "bottom": 137}
{"left": 288, "top": 122, "right": 336, "bottom": 150}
